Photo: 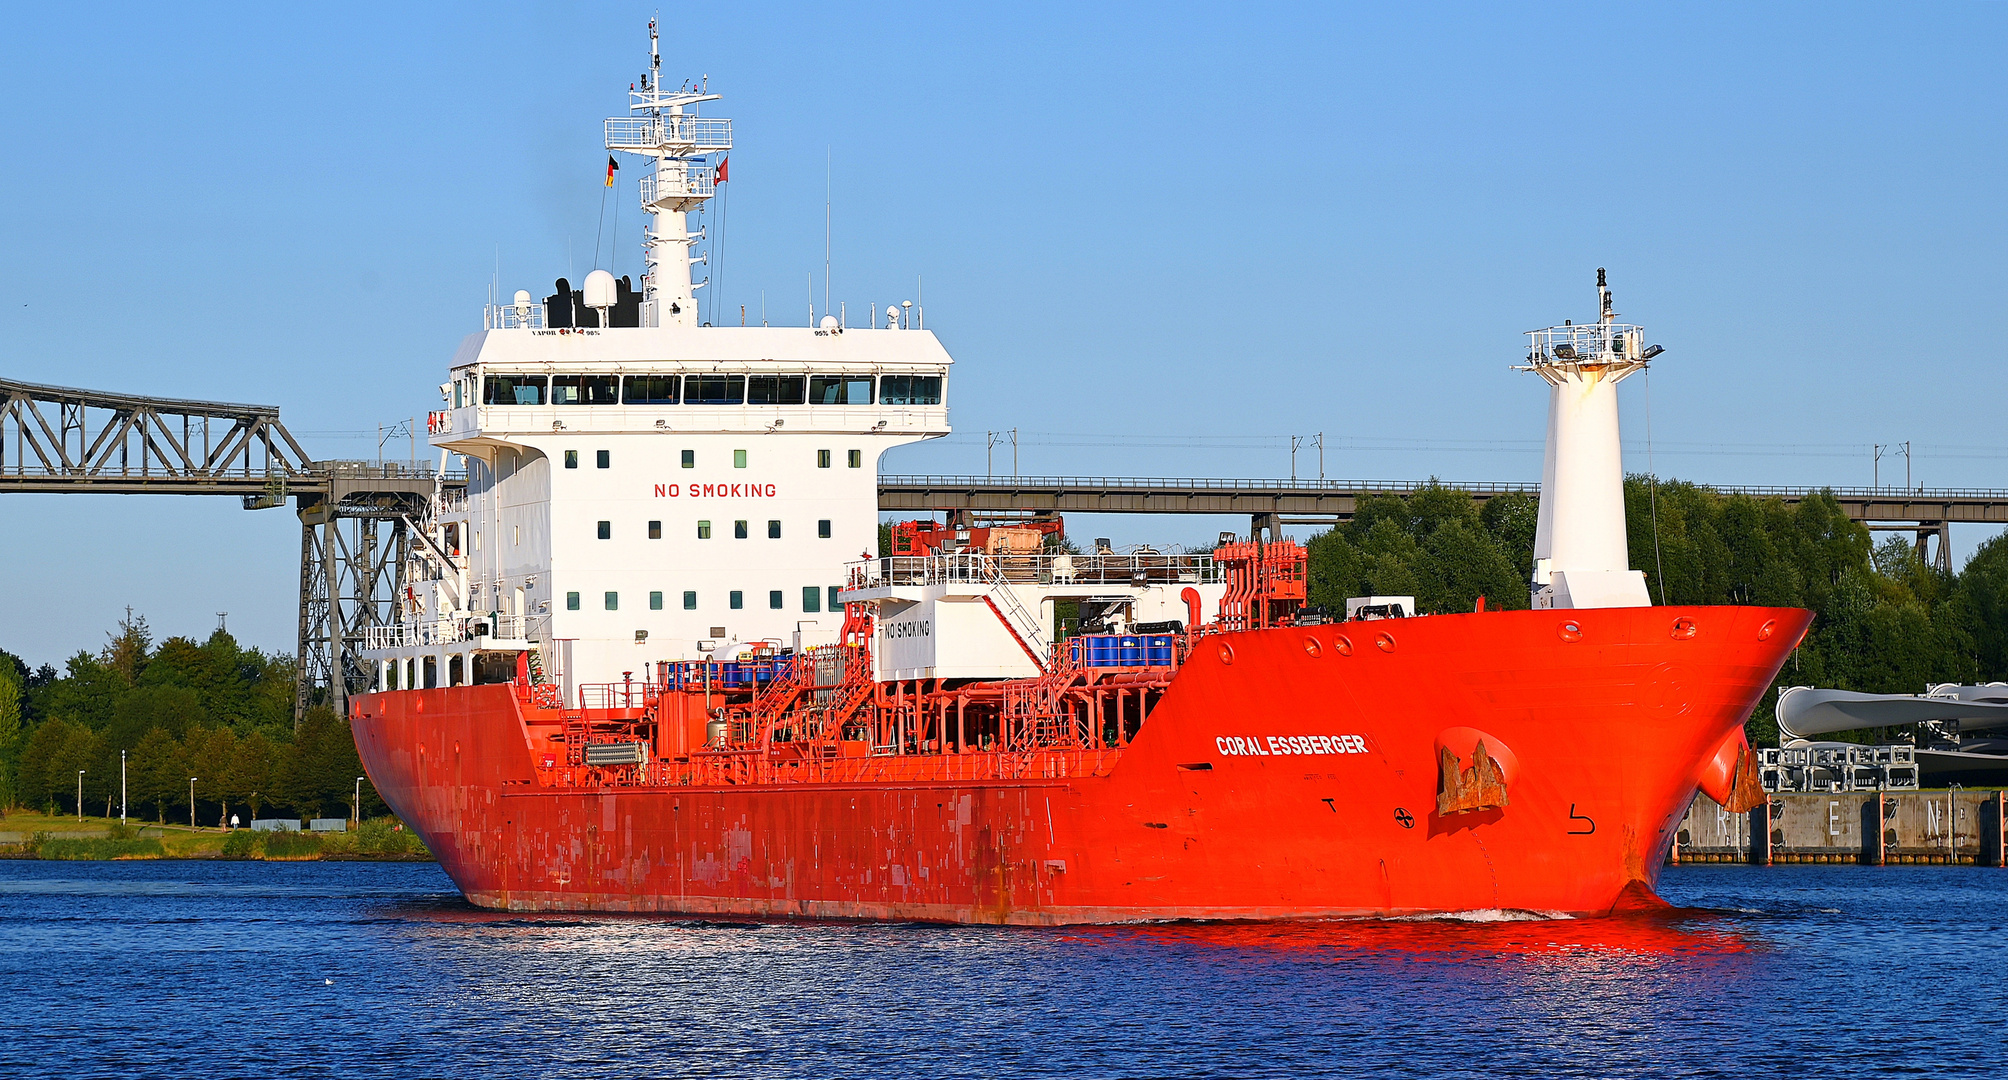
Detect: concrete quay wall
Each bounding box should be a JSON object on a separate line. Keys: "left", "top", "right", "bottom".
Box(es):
{"left": 1675, "top": 790, "right": 2008, "bottom": 866}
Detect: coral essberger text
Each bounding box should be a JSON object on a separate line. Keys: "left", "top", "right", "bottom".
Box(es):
{"left": 1216, "top": 734, "right": 1370, "bottom": 757}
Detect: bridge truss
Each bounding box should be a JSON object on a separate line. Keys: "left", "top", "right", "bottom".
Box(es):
{"left": 0, "top": 377, "right": 455, "bottom": 721}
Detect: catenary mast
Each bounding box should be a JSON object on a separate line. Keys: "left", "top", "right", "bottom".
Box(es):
{"left": 606, "top": 18, "right": 732, "bottom": 327}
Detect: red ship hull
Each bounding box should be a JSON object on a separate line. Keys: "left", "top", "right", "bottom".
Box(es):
{"left": 350, "top": 604, "right": 1807, "bottom": 923}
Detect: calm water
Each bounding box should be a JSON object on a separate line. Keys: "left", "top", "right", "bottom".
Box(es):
{"left": 1, "top": 860, "right": 2004, "bottom": 1078}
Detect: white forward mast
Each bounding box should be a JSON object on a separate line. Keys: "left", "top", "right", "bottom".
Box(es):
{"left": 1521, "top": 269, "right": 1664, "bottom": 610}
{"left": 605, "top": 19, "right": 732, "bottom": 328}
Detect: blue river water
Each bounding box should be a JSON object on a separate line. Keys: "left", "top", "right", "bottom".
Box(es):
{"left": 1, "top": 859, "right": 2003, "bottom": 1078}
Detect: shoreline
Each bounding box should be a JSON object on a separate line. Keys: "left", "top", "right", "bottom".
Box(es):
{"left": 0, "top": 814, "right": 434, "bottom": 862}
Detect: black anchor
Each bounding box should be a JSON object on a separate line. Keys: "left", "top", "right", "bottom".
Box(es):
{"left": 1393, "top": 807, "right": 1415, "bottom": 829}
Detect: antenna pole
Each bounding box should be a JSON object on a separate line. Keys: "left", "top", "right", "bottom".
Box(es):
{"left": 825, "top": 148, "right": 832, "bottom": 319}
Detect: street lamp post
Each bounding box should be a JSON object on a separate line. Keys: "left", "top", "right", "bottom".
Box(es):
{"left": 188, "top": 777, "right": 198, "bottom": 829}
{"left": 120, "top": 750, "right": 127, "bottom": 824}
{"left": 354, "top": 777, "right": 366, "bottom": 827}
{"left": 76, "top": 770, "right": 85, "bottom": 822}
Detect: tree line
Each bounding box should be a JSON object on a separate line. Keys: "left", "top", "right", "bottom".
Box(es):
{"left": 1305, "top": 478, "right": 2008, "bottom": 743}
{"left": 0, "top": 614, "right": 377, "bottom": 822}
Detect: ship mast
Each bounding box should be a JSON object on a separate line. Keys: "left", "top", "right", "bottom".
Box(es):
{"left": 1519, "top": 269, "right": 1664, "bottom": 609}
{"left": 605, "top": 19, "right": 732, "bottom": 328}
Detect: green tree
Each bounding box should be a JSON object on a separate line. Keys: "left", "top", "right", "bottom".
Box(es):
{"left": 16, "top": 719, "right": 72, "bottom": 812}
{"left": 52, "top": 724, "right": 107, "bottom": 817}
{"left": 0, "top": 661, "right": 21, "bottom": 811}
{"left": 278, "top": 706, "right": 364, "bottom": 818}
{"left": 1952, "top": 532, "right": 2008, "bottom": 679}
{"left": 46, "top": 652, "right": 125, "bottom": 732}
{"left": 188, "top": 726, "right": 241, "bottom": 828}
{"left": 129, "top": 727, "right": 184, "bottom": 824}
{"left": 236, "top": 729, "right": 277, "bottom": 820}
{"left": 102, "top": 609, "right": 152, "bottom": 685}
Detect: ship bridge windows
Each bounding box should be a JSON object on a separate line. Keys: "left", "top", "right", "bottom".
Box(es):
{"left": 878, "top": 375, "right": 943, "bottom": 405}
{"left": 551, "top": 375, "right": 619, "bottom": 405}
{"left": 809, "top": 375, "right": 874, "bottom": 405}
{"left": 483, "top": 375, "right": 547, "bottom": 405}
{"left": 622, "top": 375, "right": 679, "bottom": 405}
{"left": 686, "top": 374, "right": 746, "bottom": 405}
{"left": 748, "top": 375, "right": 807, "bottom": 404}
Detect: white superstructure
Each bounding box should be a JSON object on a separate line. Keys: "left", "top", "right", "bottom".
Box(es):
{"left": 1521, "top": 269, "right": 1661, "bottom": 609}
{"left": 359, "top": 37, "right": 953, "bottom": 693}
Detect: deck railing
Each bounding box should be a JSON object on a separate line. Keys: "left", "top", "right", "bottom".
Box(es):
{"left": 846, "top": 550, "right": 1218, "bottom": 588}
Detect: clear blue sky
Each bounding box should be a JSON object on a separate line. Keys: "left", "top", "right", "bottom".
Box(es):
{"left": 2, "top": 1, "right": 2004, "bottom": 668}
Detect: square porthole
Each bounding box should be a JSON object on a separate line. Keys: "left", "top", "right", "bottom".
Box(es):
{"left": 734, "top": 520, "right": 748, "bottom": 539}
{"left": 564, "top": 450, "right": 578, "bottom": 469}
{"left": 681, "top": 450, "right": 695, "bottom": 469}
{"left": 827, "top": 585, "right": 841, "bottom": 611}
{"left": 802, "top": 586, "right": 821, "bottom": 613}
{"left": 817, "top": 449, "right": 831, "bottom": 469}
{"left": 729, "top": 590, "right": 744, "bottom": 610}
{"left": 650, "top": 591, "right": 663, "bottom": 610}
{"left": 768, "top": 520, "right": 781, "bottom": 539}
{"left": 817, "top": 519, "right": 831, "bottom": 539}
{"left": 597, "top": 449, "right": 610, "bottom": 469}
{"left": 648, "top": 520, "right": 662, "bottom": 540}
{"left": 768, "top": 590, "right": 783, "bottom": 610}
{"left": 566, "top": 591, "right": 581, "bottom": 611}
{"left": 847, "top": 449, "right": 861, "bottom": 468}
{"left": 597, "top": 521, "right": 611, "bottom": 540}
{"left": 604, "top": 592, "right": 618, "bottom": 611}
{"left": 733, "top": 449, "right": 748, "bottom": 468}
{"left": 697, "top": 520, "right": 712, "bottom": 539}
{"left": 683, "top": 591, "right": 698, "bottom": 610}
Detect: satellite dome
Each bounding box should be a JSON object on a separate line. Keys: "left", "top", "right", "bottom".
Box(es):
{"left": 582, "top": 269, "right": 617, "bottom": 310}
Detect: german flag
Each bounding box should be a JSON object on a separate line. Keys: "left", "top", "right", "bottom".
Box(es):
{"left": 605, "top": 155, "right": 619, "bottom": 187}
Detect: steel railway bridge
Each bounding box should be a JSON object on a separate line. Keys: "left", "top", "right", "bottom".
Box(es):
{"left": 5, "top": 375, "right": 2004, "bottom": 717}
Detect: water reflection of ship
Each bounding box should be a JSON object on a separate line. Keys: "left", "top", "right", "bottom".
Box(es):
{"left": 1774, "top": 684, "right": 2008, "bottom": 789}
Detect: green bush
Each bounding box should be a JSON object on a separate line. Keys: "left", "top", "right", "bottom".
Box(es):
{"left": 39, "top": 837, "right": 164, "bottom": 860}
{"left": 259, "top": 830, "right": 323, "bottom": 859}
{"left": 221, "top": 830, "right": 258, "bottom": 858}
{"left": 355, "top": 817, "right": 430, "bottom": 858}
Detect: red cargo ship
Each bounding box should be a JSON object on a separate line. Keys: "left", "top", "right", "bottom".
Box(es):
{"left": 349, "top": 29, "right": 1800, "bottom": 922}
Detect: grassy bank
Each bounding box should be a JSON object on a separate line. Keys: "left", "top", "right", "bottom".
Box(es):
{"left": 0, "top": 813, "right": 432, "bottom": 861}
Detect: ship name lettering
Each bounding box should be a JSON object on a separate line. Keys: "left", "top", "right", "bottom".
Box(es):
{"left": 1214, "top": 733, "right": 1368, "bottom": 758}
